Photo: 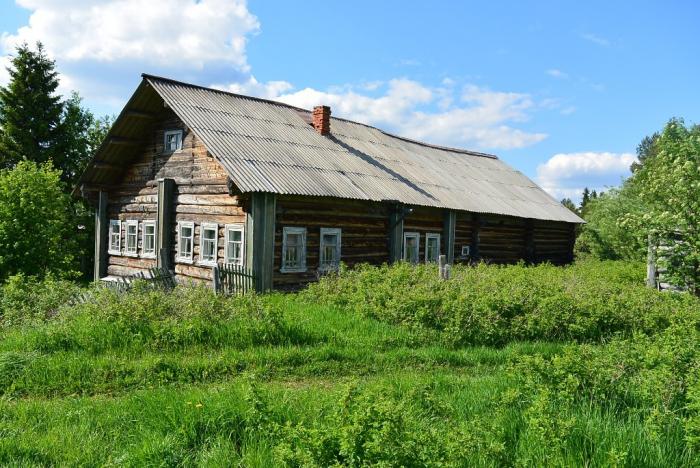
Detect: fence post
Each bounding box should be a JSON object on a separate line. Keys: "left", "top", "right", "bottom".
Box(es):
{"left": 439, "top": 254, "right": 447, "bottom": 280}
{"left": 212, "top": 265, "right": 221, "bottom": 293}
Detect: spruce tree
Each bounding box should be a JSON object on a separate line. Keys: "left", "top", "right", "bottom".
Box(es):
{"left": 0, "top": 42, "right": 64, "bottom": 169}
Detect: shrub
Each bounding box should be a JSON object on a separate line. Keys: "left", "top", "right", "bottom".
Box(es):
{"left": 0, "top": 161, "right": 79, "bottom": 281}
{"left": 0, "top": 273, "right": 82, "bottom": 328}
{"left": 304, "top": 260, "right": 700, "bottom": 347}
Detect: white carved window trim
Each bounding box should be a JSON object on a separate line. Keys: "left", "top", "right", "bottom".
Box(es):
{"left": 224, "top": 224, "right": 245, "bottom": 266}
{"left": 198, "top": 222, "right": 218, "bottom": 266}
{"left": 141, "top": 220, "right": 157, "bottom": 258}
{"left": 177, "top": 221, "right": 194, "bottom": 263}
{"left": 425, "top": 233, "right": 441, "bottom": 263}
{"left": 124, "top": 220, "right": 139, "bottom": 257}
{"left": 403, "top": 231, "right": 420, "bottom": 264}
{"left": 281, "top": 226, "right": 307, "bottom": 273}
{"left": 108, "top": 219, "right": 121, "bottom": 255}
{"left": 319, "top": 227, "right": 342, "bottom": 271}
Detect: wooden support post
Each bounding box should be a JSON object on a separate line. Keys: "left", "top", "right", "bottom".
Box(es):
{"left": 156, "top": 178, "right": 175, "bottom": 271}
{"left": 442, "top": 209, "right": 456, "bottom": 264}
{"left": 212, "top": 265, "right": 221, "bottom": 293}
{"left": 247, "top": 192, "right": 276, "bottom": 292}
{"left": 471, "top": 213, "right": 481, "bottom": 261}
{"left": 388, "top": 203, "right": 404, "bottom": 263}
{"left": 524, "top": 218, "right": 535, "bottom": 264}
{"left": 93, "top": 190, "right": 108, "bottom": 282}
{"left": 647, "top": 234, "right": 657, "bottom": 289}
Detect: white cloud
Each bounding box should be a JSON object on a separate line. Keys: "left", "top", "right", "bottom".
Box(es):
{"left": 2, "top": 0, "right": 258, "bottom": 68}
{"left": 580, "top": 32, "right": 610, "bottom": 47}
{"left": 546, "top": 68, "right": 568, "bottom": 79}
{"left": 536, "top": 151, "right": 637, "bottom": 201}
{"left": 0, "top": 0, "right": 261, "bottom": 109}
{"left": 269, "top": 80, "right": 547, "bottom": 150}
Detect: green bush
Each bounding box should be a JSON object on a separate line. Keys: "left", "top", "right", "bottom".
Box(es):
{"left": 304, "top": 260, "right": 700, "bottom": 347}
{"left": 0, "top": 273, "right": 82, "bottom": 328}
{"left": 21, "top": 284, "right": 298, "bottom": 353}
{"left": 503, "top": 323, "right": 700, "bottom": 465}
{"left": 0, "top": 161, "right": 79, "bottom": 281}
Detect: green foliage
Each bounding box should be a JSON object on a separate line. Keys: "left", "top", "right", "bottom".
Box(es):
{"left": 0, "top": 42, "right": 112, "bottom": 188}
{"left": 0, "top": 161, "right": 79, "bottom": 281}
{"left": 576, "top": 186, "right": 648, "bottom": 260}
{"left": 632, "top": 119, "right": 700, "bottom": 293}
{"left": 0, "top": 43, "right": 63, "bottom": 169}
{"left": 304, "top": 260, "right": 699, "bottom": 347}
{"left": 1, "top": 262, "right": 700, "bottom": 465}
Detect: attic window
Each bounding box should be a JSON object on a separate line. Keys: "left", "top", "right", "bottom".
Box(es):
{"left": 164, "top": 129, "right": 183, "bottom": 152}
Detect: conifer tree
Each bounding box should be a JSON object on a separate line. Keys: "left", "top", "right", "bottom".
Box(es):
{"left": 0, "top": 43, "right": 64, "bottom": 169}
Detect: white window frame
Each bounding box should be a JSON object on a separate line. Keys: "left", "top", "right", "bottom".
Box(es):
{"left": 319, "top": 227, "right": 342, "bottom": 271}
{"left": 141, "top": 220, "right": 157, "bottom": 258}
{"left": 461, "top": 245, "right": 471, "bottom": 257}
{"left": 403, "top": 232, "right": 420, "bottom": 264}
{"left": 124, "top": 220, "right": 139, "bottom": 257}
{"left": 281, "top": 226, "right": 307, "bottom": 273}
{"left": 177, "top": 221, "right": 195, "bottom": 263}
{"left": 224, "top": 224, "right": 245, "bottom": 266}
{"left": 425, "top": 233, "right": 441, "bottom": 263}
{"left": 164, "top": 129, "right": 183, "bottom": 153}
{"left": 108, "top": 219, "right": 121, "bottom": 255}
{"left": 198, "top": 222, "right": 219, "bottom": 266}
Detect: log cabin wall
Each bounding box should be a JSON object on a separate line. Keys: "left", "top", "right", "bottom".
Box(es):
{"left": 106, "top": 110, "right": 245, "bottom": 283}
{"left": 478, "top": 214, "right": 527, "bottom": 264}
{"left": 273, "top": 195, "right": 390, "bottom": 290}
{"left": 402, "top": 206, "right": 444, "bottom": 261}
{"left": 453, "top": 211, "right": 475, "bottom": 264}
{"left": 532, "top": 220, "right": 576, "bottom": 265}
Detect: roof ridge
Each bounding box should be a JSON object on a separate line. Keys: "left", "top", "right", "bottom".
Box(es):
{"left": 142, "top": 73, "right": 498, "bottom": 159}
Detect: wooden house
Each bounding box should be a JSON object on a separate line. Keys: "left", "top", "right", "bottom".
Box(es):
{"left": 76, "top": 74, "right": 584, "bottom": 291}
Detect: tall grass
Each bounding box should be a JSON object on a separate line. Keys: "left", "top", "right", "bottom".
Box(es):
{"left": 1, "top": 260, "right": 699, "bottom": 466}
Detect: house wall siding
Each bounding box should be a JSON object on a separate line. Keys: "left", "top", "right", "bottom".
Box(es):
{"left": 105, "top": 110, "right": 245, "bottom": 282}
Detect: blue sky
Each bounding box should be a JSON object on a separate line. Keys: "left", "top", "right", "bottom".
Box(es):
{"left": 1, "top": 0, "right": 698, "bottom": 202}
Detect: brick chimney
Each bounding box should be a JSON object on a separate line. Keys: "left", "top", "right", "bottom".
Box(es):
{"left": 312, "top": 105, "right": 331, "bottom": 136}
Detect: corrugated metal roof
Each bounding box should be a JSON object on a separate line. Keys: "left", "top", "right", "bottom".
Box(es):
{"left": 93, "top": 74, "right": 583, "bottom": 223}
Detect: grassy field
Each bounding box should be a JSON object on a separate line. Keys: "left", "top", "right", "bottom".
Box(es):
{"left": 1, "top": 261, "right": 699, "bottom": 466}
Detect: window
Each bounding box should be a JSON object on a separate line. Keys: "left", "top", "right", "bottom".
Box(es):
{"left": 199, "top": 223, "right": 218, "bottom": 265}
{"left": 425, "top": 233, "right": 440, "bottom": 263}
{"left": 225, "top": 224, "right": 245, "bottom": 265}
{"left": 142, "top": 220, "right": 156, "bottom": 258}
{"left": 403, "top": 232, "right": 420, "bottom": 264}
{"left": 108, "top": 220, "right": 121, "bottom": 254}
{"left": 319, "top": 228, "right": 341, "bottom": 270}
{"left": 177, "top": 221, "right": 194, "bottom": 262}
{"left": 125, "top": 220, "right": 139, "bottom": 256}
{"left": 281, "top": 227, "right": 306, "bottom": 272}
{"left": 460, "top": 245, "right": 470, "bottom": 257}
{"left": 164, "top": 129, "right": 183, "bottom": 152}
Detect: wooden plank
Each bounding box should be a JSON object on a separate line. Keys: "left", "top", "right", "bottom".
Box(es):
{"left": 157, "top": 178, "right": 175, "bottom": 270}
{"left": 94, "top": 191, "right": 108, "bottom": 281}
{"left": 443, "top": 209, "right": 456, "bottom": 264}
{"left": 248, "top": 192, "right": 276, "bottom": 292}
{"left": 388, "top": 203, "right": 404, "bottom": 263}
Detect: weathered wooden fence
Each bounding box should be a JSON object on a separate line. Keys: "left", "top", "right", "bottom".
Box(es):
{"left": 212, "top": 263, "right": 256, "bottom": 295}
{"left": 111, "top": 267, "right": 177, "bottom": 291}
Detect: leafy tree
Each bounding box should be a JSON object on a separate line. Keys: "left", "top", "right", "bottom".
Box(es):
{"left": 0, "top": 43, "right": 63, "bottom": 169}
{"left": 630, "top": 119, "right": 700, "bottom": 294}
{"left": 576, "top": 186, "right": 647, "bottom": 260}
{"left": 581, "top": 187, "right": 591, "bottom": 211}
{"left": 560, "top": 198, "right": 578, "bottom": 214}
{"left": 0, "top": 161, "right": 78, "bottom": 281}
{"left": 631, "top": 132, "right": 660, "bottom": 172}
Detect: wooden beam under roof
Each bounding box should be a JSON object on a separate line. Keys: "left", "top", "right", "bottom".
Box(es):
{"left": 124, "top": 109, "right": 156, "bottom": 119}
{"left": 108, "top": 137, "right": 141, "bottom": 146}
{"left": 92, "top": 161, "right": 123, "bottom": 171}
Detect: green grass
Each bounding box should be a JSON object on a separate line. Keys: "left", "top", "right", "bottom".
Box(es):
{"left": 1, "top": 261, "right": 699, "bottom": 466}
